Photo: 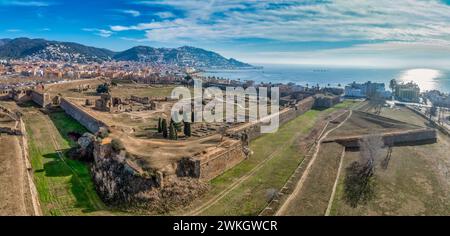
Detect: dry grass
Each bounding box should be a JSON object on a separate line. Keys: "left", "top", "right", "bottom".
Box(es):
{"left": 282, "top": 142, "right": 344, "bottom": 215}
{"left": 329, "top": 108, "right": 450, "bottom": 216}
{"left": 0, "top": 135, "right": 32, "bottom": 215}
{"left": 177, "top": 101, "right": 358, "bottom": 216}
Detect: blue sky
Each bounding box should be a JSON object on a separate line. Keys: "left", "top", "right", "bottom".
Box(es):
{"left": 2, "top": 0, "right": 450, "bottom": 68}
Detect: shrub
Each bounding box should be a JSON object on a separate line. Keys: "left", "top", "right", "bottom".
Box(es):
{"left": 111, "top": 138, "right": 125, "bottom": 152}
{"left": 97, "top": 127, "right": 109, "bottom": 138}
{"left": 96, "top": 83, "right": 110, "bottom": 94}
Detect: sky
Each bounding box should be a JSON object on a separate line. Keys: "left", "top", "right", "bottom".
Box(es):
{"left": 2, "top": 0, "right": 450, "bottom": 68}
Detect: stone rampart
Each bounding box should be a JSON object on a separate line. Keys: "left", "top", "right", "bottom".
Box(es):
{"left": 60, "top": 98, "right": 106, "bottom": 133}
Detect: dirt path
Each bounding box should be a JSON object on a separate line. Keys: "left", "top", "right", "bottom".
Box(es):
{"left": 0, "top": 103, "right": 38, "bottom": 216}
{"left": 0, "top": 135, "right": 29, "bottom": 215}
{"left": 276, "top": 110, "right": 352, "bottom": 216}
{"left": 18, "top": 118, "right": 42, "bottom": 216}
{"left": 325, "top": 148, "right": 346, "bottom": 216}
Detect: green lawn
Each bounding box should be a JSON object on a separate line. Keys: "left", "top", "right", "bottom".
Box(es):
{"left": 189, "top": 100, "right": 357, "bottom": 215}
{"left": 24, "top": 109, "right": 122, "bottom": 215}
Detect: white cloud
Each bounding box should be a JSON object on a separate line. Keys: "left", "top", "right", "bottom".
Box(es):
{"left": 0, "top": 0, "right": 53, "bottom": 7}
{"left": 111, "top": 0, "right": 450, "bottom": 67}
{"left": 155, "top": 11, "right": 175, "bottom": 19}
{"left": 232, "top": 41, "right": 450, "bottom": 68}
{"left": 117, "top": 0, "right": 450, "bottom": 45}
{"left": 6, "top": 28, "right": 21, "bottom": 32}
{"left": 82, "top": 28, "right": 113, "bottom": 38}
{"left": 121, "top": 9, "right": 141, "bottom": 17}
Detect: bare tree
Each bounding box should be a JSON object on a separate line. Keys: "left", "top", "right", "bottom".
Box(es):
{"left": 344, "top": 135, "right": 384, "bottom": 207}
{"left": 359, "top": 135, "right": 384, "bottom": 171}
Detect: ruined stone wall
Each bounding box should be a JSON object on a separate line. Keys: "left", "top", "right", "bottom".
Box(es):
{"left": 30, "top": 91, "right": 51, "bottom": 108}
{"left": 92, "top": 141, "right": 162, "bottom": 205}
{"left": 130, "top": 95, "right": 150, "bottom": 104}
{"left": 12, "top": 91, "right": 31, "bottom": 103}
{"left": 330, "top": 128, "right": 437, "bottom": 148}
{"left": 60, "top": 98, "right": 106, "bottom": 133}
{"left": 44, "top": 78, "right": 104, "bottom": 93}
{"left": 199, "top": 142, "right": 246, "bottom": 180}
{"left": 181, "top": 96, "right": 313, "bottom": 181}
{"left": 295, "top": 96, "right": 315, "bottom": 116}
{"left": 0, "top": 105, "right": 21, "bottom": 135}
{"left": 0, "top": 127, "right": 21, "bottom": 135}
{"left": 0, "top": 104, "right": 18, "bottom": 120}
{"left": 228, "top": 96, "right": 315, "bottom": 141}
{"left": 0, "top": 90, "right": 11, "bottom": 100}
{"left": 92, "top": 141, "right": 208, "bottom": 209}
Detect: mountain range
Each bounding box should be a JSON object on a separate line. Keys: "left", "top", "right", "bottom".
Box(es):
{"left": 0, "top": 37, "right": 253, "bottom": 69}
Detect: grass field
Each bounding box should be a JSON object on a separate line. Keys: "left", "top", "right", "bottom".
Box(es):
{"left": 22, "top": 106, "right": 122, "bottom": 215}
{"left": 182, "top": 100, "right": 357, "bottom": 215}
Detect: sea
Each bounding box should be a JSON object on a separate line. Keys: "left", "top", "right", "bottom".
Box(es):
{"left": 202, "top": 64, "right": 450, "bottom": 94}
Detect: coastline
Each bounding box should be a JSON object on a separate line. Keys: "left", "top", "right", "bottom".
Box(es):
{"left": 201, "top": 65, "right": 450, "bottom": 93}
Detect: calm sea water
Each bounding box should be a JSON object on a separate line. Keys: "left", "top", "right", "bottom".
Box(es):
{"left": 203, "top": 64, "right": 450, "bottom": 93}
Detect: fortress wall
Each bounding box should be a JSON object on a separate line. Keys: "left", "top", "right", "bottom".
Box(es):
{"left": 92, "top": 141, "right": 207, "bottom": 209}
{"left": 197, "top": 142, "right": 246, "bottom": 180}
{"left": 0, "top": 105, "right": 21, "bottom": 135}
{"left": 331, "top": 128, "right": 437, "bottom": 148}
{"left": 45, "top": 78, "right": 104, "bottom": 93}
{"left": 407, "top": 106, "right": 450, "bottom": 137}
{"left": 295, "top": 96, "right": 315, "bottom": 116}
{"left": 0, "top": 90, "right": 11, "bottom": 100}
{"left": 383, "top": 128, "right": 437, "bottom": 146}
{"left": 30, "top": 91, "right": 51, "bottom": 108}
{"left": 13, "top": 91, "right": 31, "bottom": 103}
{"left": 60, "top": 98, "right": 106, "bottom": 133}
{"left": 92, "top": 142, "right": 163, "bottom": 205}
{"left": 196, "top": 96, "right": 316, "bottom": 180}
{"left": 0, "top": 104, "right": 18, "bottom": 120}
{"left": 0, "top": 127, "right": 22, "bottom": 135}
{"left": 229, "top": 96, "right": 316, "bottom": 141}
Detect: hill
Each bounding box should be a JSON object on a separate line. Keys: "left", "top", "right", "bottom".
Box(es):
{"left": 0, "top": 38, "right": 253, "bottom": 68}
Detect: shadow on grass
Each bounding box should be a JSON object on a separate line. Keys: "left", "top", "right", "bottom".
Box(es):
{"left": 17, "top": 101, "right": 40, "bottom": 108}
{"left": 44, "top": 112, "right": 105, "bottom": 213}
{"left": 42, "top": 153, "right": 73, "bottom": 177}
{"left": 48, "top": 111, "right": 88, "bottom": 146}
{"left": 41, "top": 152, "right": 101, "bottom": 213}
{"left": 311, "top": 107, "right": 328, "bottom": 111}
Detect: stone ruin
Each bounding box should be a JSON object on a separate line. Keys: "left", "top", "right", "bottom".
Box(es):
{"left": 128, "top": 95, "right": 158, "bottom": 111}
{"left": 95, "top": 94, "right": 124, "bottom": 113}
{"left": 76, "top": 84, "right": 90, "bottom": 93}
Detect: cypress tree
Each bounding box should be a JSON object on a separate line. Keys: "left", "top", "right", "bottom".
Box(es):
{"left": 183, "top": 121, "right": 191, "bottom": 137}
{"left": 169, "top": 122, "right": 176, "bottom": 140}
{"left": 162, "top": 119, "right": 168, "bottom": 138}
{"left": 174, "top": 125, "right": 178, "bottom": 140}
{"left": 157, "top": 118, "right": 162, "bottom": 133}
